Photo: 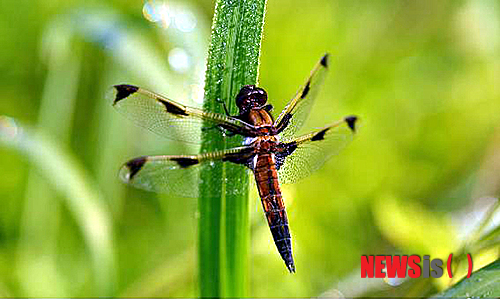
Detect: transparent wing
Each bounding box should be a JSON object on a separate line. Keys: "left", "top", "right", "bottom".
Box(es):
{"left": 110, "top": 84, "right": 256, "bottom": 144}
{"left": 274, "top": 54, "right": 329, "bottom": 142}
{"left": 119, "top": 146, "right": 254, "bottom": 197}
{"left": 276, "top": 116, "right": 357, "bottom": 185}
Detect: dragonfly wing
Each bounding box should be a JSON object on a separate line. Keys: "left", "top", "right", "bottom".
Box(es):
{"left": 111, "top": 84, "right": 256, "bottom": 144}
{"left": 119, "top": 146, "right": 255, "bottom": 197}
{"left": 274, "top": 54, "right": 329, "bottom": 141}
{"left": 276, "top": 116, "right": 357, "bottom": 185}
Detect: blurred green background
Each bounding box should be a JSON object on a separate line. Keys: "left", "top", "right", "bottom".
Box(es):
{"left": 0, "top": 0, "right": 499, "bottom": 297}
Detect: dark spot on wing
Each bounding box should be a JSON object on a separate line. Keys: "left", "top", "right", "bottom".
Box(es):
{"left": 263, "top": 104, "right": 273, "bottom": 112}
{"left": 275, "top": 142, "right": 297, "bottom": 169}
{"left": 113, "top": 84, "right": 138, "bottom": 104}
{"left": 282, "top": 112, "right": 293, "bottom": 124}
{"left": 223, "top": 147, "right": 255, "bottom": 168}
{"left": 126, "top": 156, "right": 147, "bottom": 180}
{"left": 171, "top": 157, "right": 199, "bottom": 168}
{"left": 158, "top": 99, "right": 189, "bottom": 116}
{"left": 301, "top": 81, "right": 311, "bottom": 99}
{"left": 275, "top": 155, "right": 286, "bottom": 170}
{"left": 320, "top": 53, "right": 329, "bottom": 67}
{"left": 345, "top": 115, "right": 357, "bottom": 132}
{"left": 311, "top": 128, "right": 329, "bottom": 141}
{"left": 276, "top": 113, "right": 293, "bottom": 134}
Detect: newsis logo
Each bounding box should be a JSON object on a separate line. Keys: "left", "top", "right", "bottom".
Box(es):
{"left": 361, "top": 254, "right": 473, "bottom": 279}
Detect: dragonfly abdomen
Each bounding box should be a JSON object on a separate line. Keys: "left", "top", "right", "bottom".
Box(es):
{"left": 254, "top": 153, "right": 295, "bottom": 273}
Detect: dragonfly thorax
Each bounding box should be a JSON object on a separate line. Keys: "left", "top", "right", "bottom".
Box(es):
{"left": 251, "top": 135, "right": 280, "bottom": 153}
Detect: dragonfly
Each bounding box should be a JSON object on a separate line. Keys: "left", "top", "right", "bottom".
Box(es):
{"left": 111, "top": 54, "right": 358, "bottom": 273}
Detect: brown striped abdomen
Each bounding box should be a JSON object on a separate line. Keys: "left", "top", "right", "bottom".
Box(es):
{"left": 254, "top": 153, "right": 295, "bottom": 272}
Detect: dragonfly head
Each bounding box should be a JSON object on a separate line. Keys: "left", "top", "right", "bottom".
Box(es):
{"left": 235, "top": 85, "right": 268, "bottom": 112}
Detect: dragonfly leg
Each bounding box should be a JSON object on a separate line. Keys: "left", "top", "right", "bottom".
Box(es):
{"left": 217, "top": 125, "right": 238, "bottom": 137}
{"left": 215, "top": 98, "right": 231, "bottom": 116}
{"left": 201, "top": 123, "right": 238, "bottom": 137}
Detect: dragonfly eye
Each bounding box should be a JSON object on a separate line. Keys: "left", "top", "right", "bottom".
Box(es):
{"left": 236, "top": 85, "right": 268, "bottom": 109}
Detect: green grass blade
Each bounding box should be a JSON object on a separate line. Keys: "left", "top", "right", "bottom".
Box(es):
{"left": 199, "top": 0, "right": 267, "bottom": 297}
{"left": 433, "top": 259, "right": 500, "bottom": 298}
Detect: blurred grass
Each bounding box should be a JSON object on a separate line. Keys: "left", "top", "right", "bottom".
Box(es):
{"left": 0, "top": 0, "right": 499, "bottom": 297}
{"left": 0, "top": 117, "right": 115, "bottom": 297}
